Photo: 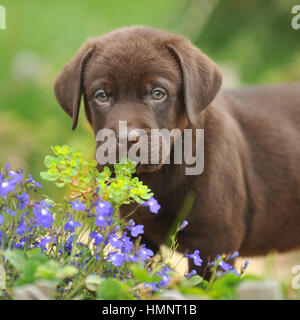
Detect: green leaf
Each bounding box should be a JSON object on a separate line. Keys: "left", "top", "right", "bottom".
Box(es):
{"left": 44, "top": 155, "right": 56, "bottom": 168}
{"left": 26, "top": 248, "right": 48, "bottom": 262}
{"left": 54, "top": 182, "right": 66, "bottom": 188}
{"left": 3, "top": 250, "right": 26, "bottom": 271}
{"left": 130, "top": 265, "right": 161, "bottom": 284}
{"left": 208, "top": 273, "right": 242, "bottom": 300}
{"left": 96, "top": 278, "right": 134, "bottom": 300}
{"left": 181, "top": 275, "right": 203, "bottom": 288}
{"left": 85, "top": 275, "right": 103, "bottom": 292}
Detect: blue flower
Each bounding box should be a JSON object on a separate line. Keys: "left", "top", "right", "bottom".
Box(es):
{"left": 142, "top": 197, "right": 161, "bottom": 214}
{"left": 179, "top": 220, "right": 188, "bottom": 231}
{"left": 0, "top": 231, "right": 7, "bottom": 245}
{"left": 27, "top": 174, "right": 42, "bottom": 188}
{"left": 229, "top": 251, "right": 239, "bottom": 260}
{"left": 95, "top": 200, "right": 113, "bottom": 217}
{"left": 185, "top": 269, "right": 197, "bottom": 279}
{"left": 145, "top": 283, "right": 159, "bottom": 292}
{"left": 185, "top": 250, "right": 203, "bottom": 267}
{"left": 156, "top": 266, "right": 172, "bottom": 288}
{"left": 89, "top": 231, "right": 103, "bottom": 245}
{"left": 15, "top": 192, "right": 29, "bottom": 210}
{"left": 108, "top": 234, "right": 123, "bottom": 249}
{"left": 128, "top": 254, "right": 139, "bottom": 263}
{"left": 139, "top": 245, "right": 154, "bottom": 261}
{"left": 109, "top": 252, "right": 125, "bottom": 267}
{"left": 64, "top": 215, "right": 82, "bottom": 233}
{"left": 121, "top": 232, "right": 133, "bottom": 254}
{"left": 65, "top": 235, "right": 75, "bottom": 255}
{"left": 8, "top": 169, "right": 23, "bottom": 184}
{"left": 14, "top": 237, "right": 26, "bottom": 249}
{"left": 70, "top": 199, "right": 86, "bottom": 212}
{"left": 33, "top": 205, "right": 54, "bottom": 229}
{"left": 242, "top": 260, "right": 249, "bottom": 271}
{"left": 127, "top": 219, "right": 144, "bottom": 237}
{"left": 218, "top": 259, "right": 233, "bottom": 272}
{"left": 0, "top": 214, "right": 3, "bottom": 225}
{"left": 95, "top": 214, "right": 107, "bottom": 228}
{"left": 0, "top": 175, "right": 16, "bottom": 197}
{"left": 16, "top": 220, "right": 26, "bottom": 235}
{"left": 40, "top": 235, "right": 57, "bottom": 251}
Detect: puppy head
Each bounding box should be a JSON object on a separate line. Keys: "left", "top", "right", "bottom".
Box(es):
{"left": 54, "top": 26, "right": 222, "bottom": 172}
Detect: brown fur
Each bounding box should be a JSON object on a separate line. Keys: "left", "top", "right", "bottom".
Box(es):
{"left": 54, "top": 26, "right": 300, "bottom": 276}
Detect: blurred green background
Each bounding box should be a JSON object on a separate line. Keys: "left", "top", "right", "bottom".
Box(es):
{"left": 0, "top": 0, "right": 300, "bottom": 292}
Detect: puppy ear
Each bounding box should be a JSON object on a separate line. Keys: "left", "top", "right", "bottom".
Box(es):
{"left": 54, "top": 39, "right": 96, "bottom": 130}
{"left": 166, "top": 40, "right": 222, "bottom": 124}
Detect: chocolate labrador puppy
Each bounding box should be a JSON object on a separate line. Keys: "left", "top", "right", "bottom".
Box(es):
{"left": 54, "top": 26, "right": 300, "bottom": 276}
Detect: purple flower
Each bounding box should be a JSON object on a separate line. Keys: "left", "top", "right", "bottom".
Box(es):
{"left": 16, "top": 221, "right": 26, "bottom": 235}
{"left": 242, "top": 260, "right": 249, "bottom": 271}
{"left": 128, "top": 254, "right": 139, "bottom": 263}
{"left": 108, "top": 234, "right": 123, "bottom": 249}
{"left": 89, "top": 231, "right": 103, "bottom": 245}
{"left": 127, "top": 219, "right": 144, "bottom": 237}
{"left": 229, "top": 251, "right": 239, "bottom": 260}
{"left": 14, "top": 237, "right": 26, "bottom": 249}
{"left": 109, "top": 252, "right": 125, "bottom": 268}
{"left": 0, "top": 176, "right": 16, "bottom": 197}
{"left": 185, "top": 250, "right": 203, "bottom": 267}
{"left": 156, "top": 266, "right": 172, "bottom": 287}
{"left": 95, "top": 214, "right": 107, "bottom": 228}
{"left": 40, "top": 235, "right": 57, "bottom": 251}
{"left": 185, "top": 269, "right": 197, "bottom": 279}
{"left": 142, "top": 197, "right": 161, "bottom": 214}
{"left": 70, "top": 199, "right": 86, "bottom": 212}
{"left": 0, "top": 214, "right": 3, "bottom": 225}
{"left": 8, "top": 169, "right": 23, "bottom": 184}
{"left": 15, "top": 192, "right": 30, "bottom": 210}
{"left": 121, "top": 232, "right": 133, "bottom": 254}
{"left": 0, "top": 231, "right": 7, "bottom": 244}
{"left": 33, "top": 205, "right": 54, "bottom": 229}
{"left": 64, "top": 215, "right": 82, "bottom": 233}
{"left": 219, "top": 260, "right": 233, "bottom": 272}
{"left": 139, "top": 245, "right": 154, "bottom": 261}
{"left": 95, "top": 200, "right": 113, "bottom": 217}
{"left": 65, "top": 235, "right": 75, "bottom": 255}
{"left": 145, "top": 283, "right": 159, "bottom": 292}
{"left": 179, "top": 220, "right": 188, "bottom": 231}
{"left": 27, "top": 174, "right": 42, "bottom": 188}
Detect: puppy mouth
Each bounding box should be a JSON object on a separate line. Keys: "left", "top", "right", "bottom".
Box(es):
{"left": 135, "top": 162, "right": 163, "bottom": 174}
{"left": 95, "top": 138, "right": 172, "bottom": 174}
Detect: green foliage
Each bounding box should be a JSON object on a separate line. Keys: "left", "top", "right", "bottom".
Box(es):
{"left": 3, "top": 249, "right": 77, "bottom": 287}
{"left": 40, "top": 145, "right": 153, "bottom": 205}
{"left": 96, "top": 278, "right": 134, "bottom": 300}
{"left": 130, "top": 264, "right": 162, "bottom": 284}
{"left": 0, "top": 144, "right": 283, "bottom": 300}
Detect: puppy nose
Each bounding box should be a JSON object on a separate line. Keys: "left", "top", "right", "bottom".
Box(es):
{"left": 118, "top": 127, "right": 142, "bottom": 148}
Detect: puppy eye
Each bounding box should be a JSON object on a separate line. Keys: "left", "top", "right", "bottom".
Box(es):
{"left": 150, "top": 88, "right": 166, "bottom": 101}
{"left": 94, "top": 89, "right": 109, "bottom": 103}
